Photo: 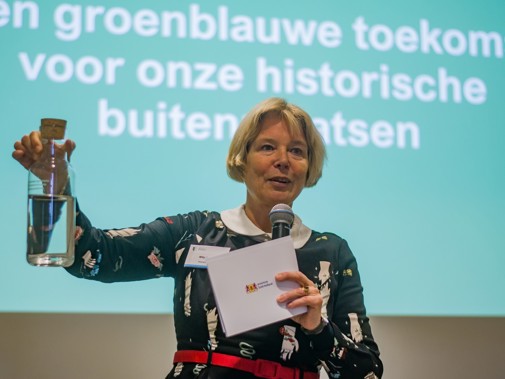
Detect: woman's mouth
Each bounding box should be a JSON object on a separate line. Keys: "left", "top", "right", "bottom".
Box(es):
{"left": 269, "top": 177, "right": 291, "bottom": 184}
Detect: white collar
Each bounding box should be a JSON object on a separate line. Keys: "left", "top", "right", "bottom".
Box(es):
{"left": 220, "top": 205, "right": 312, "bottom": 249}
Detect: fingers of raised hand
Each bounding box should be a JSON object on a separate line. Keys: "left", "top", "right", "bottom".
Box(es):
{"left": 64, "top": 139, "right": 76, "bottom": 161}
{"left": 13, "top": 137, "right": 37, "bottom": 169}
{"left": 20, "top": 132, "right": 42, "bottom": 155}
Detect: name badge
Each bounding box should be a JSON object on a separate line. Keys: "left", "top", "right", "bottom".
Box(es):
{"left": 184, "top": 244, "right": 231, "bottom": 268}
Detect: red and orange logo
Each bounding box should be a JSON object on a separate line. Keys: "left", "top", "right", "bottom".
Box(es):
{"left": 245, "top": 283, "right": 258, "bottom": 294}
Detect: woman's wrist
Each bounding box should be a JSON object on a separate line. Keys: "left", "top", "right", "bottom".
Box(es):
{"left": 301, "top": 317, "right": 329, "bottom": 335}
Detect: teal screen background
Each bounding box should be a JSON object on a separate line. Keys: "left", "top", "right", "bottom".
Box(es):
{"left": 1, "top": 0, "right": 504, "bottom": 316}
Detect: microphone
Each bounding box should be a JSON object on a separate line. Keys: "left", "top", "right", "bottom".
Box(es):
{"left": 269, "top": 204, "right": 295, "bottom": 239}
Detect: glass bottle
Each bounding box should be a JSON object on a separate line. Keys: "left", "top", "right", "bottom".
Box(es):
{"left": 27, "top": 118, "right": 75, "bottom": 267}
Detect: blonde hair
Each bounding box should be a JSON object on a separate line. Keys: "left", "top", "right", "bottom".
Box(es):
{"left": 226, "top": 97, "right": 326, "bottom": 187}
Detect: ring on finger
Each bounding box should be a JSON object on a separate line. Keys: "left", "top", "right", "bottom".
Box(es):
{"left": 301, "top": 284, "right": 310, "bottom": 296}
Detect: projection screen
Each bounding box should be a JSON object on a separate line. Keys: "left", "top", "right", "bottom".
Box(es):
{"left": 1, "top": 0, "right": 504, "bottom": 316}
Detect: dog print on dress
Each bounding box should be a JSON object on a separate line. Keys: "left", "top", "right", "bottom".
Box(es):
{"left": 279, "top": 325, "right": 299, "bottom": 361}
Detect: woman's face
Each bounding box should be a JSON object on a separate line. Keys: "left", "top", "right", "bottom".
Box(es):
{"left": 243, "top": 114, "right": 309, "bottom": 212}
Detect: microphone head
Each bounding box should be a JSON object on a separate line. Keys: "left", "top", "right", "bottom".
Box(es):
{"left": 269, "top": 204, "right": 295, "bottom": 226}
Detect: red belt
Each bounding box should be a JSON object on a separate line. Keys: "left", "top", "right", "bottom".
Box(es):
{"left": 173, "top": 350, "right": 319, "bottom": 379}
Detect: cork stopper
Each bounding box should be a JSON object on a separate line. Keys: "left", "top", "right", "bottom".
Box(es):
{"left": 40, "top": 118, "right": 67, "bottom": 139}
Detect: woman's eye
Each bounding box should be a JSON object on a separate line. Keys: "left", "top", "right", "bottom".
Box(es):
{"left": 261, "top": 144, "right": 274, "bottom": 151}
{"left": 290, "top": 147, "right": 305, "bottom": 156}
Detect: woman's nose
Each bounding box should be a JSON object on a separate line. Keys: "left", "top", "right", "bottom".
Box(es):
{"left": 274, "top": 149, "right": 289, "bottom": 169}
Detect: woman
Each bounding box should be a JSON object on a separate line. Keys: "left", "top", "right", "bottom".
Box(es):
{"left": 13, "top": 98, "right": 383, "bottom": 379}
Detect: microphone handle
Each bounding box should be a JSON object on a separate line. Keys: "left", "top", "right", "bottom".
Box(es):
{"left": 272, "top": 222, "right": 291, "bottom": 239}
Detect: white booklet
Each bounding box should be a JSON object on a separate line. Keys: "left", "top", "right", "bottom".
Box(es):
{"left": 206, "top": 236, "right": 307, "bottom": 337}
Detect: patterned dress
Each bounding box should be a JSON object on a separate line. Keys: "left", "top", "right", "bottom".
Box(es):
{"left": 67, "top": 205, "right": 383, "bottom": 379}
